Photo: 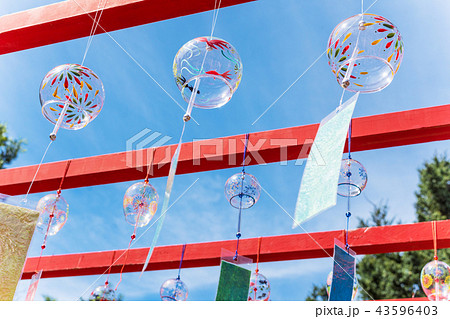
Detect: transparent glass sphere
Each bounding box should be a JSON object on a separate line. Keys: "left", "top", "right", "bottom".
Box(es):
{"left": 89, "top": 282, "right": 116, "bottom": 301}
{"left": 123, "top": 181, "right": 159, "bottom": 227}
{"left": 248, "top": 272, "right": 270, "bottom": 301}
{"left": 225, "top": 172, "right": 261, "bottom": 209}
{"left": 39, "top": 64, "right": 105, "bottom": 130}
{"left": 420, "top": 260, "right": 450, "bottom": 301}
{"left": 160, "top": 278, "right": 188, "bottom": 301}
{"left": 35, "top": 194, "right": 69, "bottom": 236}
{"left": 173, "top": 36, "right": 243, "bottom": 109}
{"left": 327, "top": 13, "right": 404, "bottom": 93}
{"left": 326, "top": 271, "right": 358, "bottom": 300}
{"left": 337, "top": 158, "right": 368, "bottom": 197}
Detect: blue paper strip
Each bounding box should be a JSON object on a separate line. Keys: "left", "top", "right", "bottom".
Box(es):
{"left": 329, "top": 241, "right": 356, "bottom": 301}
{"left": 293, "top": 93, "right": 359, "bottom": 227}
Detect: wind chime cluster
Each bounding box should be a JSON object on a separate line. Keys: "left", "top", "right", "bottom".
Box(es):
{"left": 31, "top": 6, "right": 449, "bottom": 302}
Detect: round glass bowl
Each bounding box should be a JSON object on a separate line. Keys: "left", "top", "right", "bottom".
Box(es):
{"left": 89, "top": 282, "right": 116, "bottom": 301}
{"left": 35, "top": 193, "right": 69, "bottom": 236}
{"left": 225, "top": 172, "right": 261, "bottom": 209}
{"left": 248, "top": 272, "right": 270, "bottom": 301}
{"left": 337, "top": 158, "right": 368, "bottom": 197}
{"left": 160, "top": 278, "right": 188, "bottom": 301}
{"left": 123, "top": 181, "right": 159, "bottom": 228}
{"left": 39, "top": 64, "right": 104, "bottom": 130}
{"left": 327, "top": 13, "right": 404, "bottom": 93}
{"left": 420, "top": 260, "right": 450, "bottom": 301}
{"left": 173, "top": 36, "right": 243, "bottom": 109}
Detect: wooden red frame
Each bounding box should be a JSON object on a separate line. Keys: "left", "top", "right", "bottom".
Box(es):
{"left": 1, "top": 104, "right": 449, "bottom": 195}
{"left": 0, "top": 0, "right": 256, "bottom": 55}
{"left": 1, "top": 2, "right": 449, "bottom": 301}
{"left": 22, "top": 220, "right": 450, "bottom": 279}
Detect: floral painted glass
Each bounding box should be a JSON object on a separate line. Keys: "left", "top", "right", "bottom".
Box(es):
{"left": 337, "top": 158, "right": 368, "bottom": 197}
{"left": 39, "top": 64, "right": 104, "bottom": 130}
{"left": 160, "top": 278, "right": 188, "bottom": 301}
{"left": 173, "top": 36, "right": 243, "bottom": 109}
{"left": 35, "top": 194, "right": 69, "bottom": 236}
{"left": 420, "top": 260, "right": 450, "bottom": 301}
{"left": 327, "top": 14, "right": 404, "bottom": 93}
{"left": 248, "top": 272, "right": 270, "bottom": 301}
{"left": 225, "top": 172, "right": 261, "bottom": 209}
{"left": 89, "top": 282, "right": 116, "bottom": 301}
{"left": 123, "top": 181, "right": 159, "bottom": 228}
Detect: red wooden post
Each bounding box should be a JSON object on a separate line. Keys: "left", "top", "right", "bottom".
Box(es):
{"left": 1, "top": 104, "right": 449, "bottom": 195}
{"left": 0, "top": 0, "right": 257, "bottom": 55}
{"left": 21, "top": 220, "right": 450, "bottom": 279}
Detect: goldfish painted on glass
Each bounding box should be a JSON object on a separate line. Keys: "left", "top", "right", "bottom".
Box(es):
{"left": 197, "top": 37, "right": 229, "bottom": 50}
{"left": 205, "top": 70, "right": 231, "bottom": 81}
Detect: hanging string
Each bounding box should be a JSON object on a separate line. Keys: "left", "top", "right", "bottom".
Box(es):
{"left": 432, "top": 220, "right": 438, "bottom": 260}
{"left": 57, "top": 160, "right": 72, "bottom": 196}
{"left": 184, "top": 0, "right": 222, "bottom": 121}
{"left": 81, "top": 0, "right": 110, "bottom": 66}
{"left": 141, "top": 0, "right": 223, "bottom": 275}
{"left": 210, "top": 0, "right": 223, "bottom": 38}
{"left": 115, "top": 147, "right": 156, "bottom": 288}
{"left": 234, "top": 133, "right": 250, "bottom": 261}
{"left": 255, "top": 237, "right": 262, "bottom": 273}
{"left": 104, "top": 251, "right": 116, "bottom": 286}
{"left": 177, "top": 244, "right": 187, "bottom": 280}
{"left": 22, "top": 140, "right": 53, "bottom": 203}
{"left": 144, "top": 148, "right": 156, "bottom": 184}
{"left": 28, "top": 159, "right": 72, "bottom": 300}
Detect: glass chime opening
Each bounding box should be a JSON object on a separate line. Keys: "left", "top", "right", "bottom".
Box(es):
{"left": 337, "top": 158, "right": 368, "bottom": 197}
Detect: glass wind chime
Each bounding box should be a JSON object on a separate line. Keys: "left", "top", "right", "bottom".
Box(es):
{"left": 328, "top": 11, "right": 404, "bottom": 202}
{"left": 224, "top": 134, "right": 261, "bottom": 260}
{"left": 26, "top": 3, "right": 109, "bottom": 301}
{"left": 420, "top": 221, "right": 450, "bottom": 301}
{"left": 89, "top": 151, "right": 160, "bottom": 300}
{"left": 325, "top": 6, "right": 404, "bottom": 293}
{"left": 26, "top": 161, "right": 71, "bottom": 301}
{"left": 40, "top": 64, "right": 105, "bottom": 141}
{"left": 247, "top": 237, "right": 270, "bottom": 301}
{"left": 160, "top": 244, "right": 189, "bottom": 301}
{"left": 140, "top": 34, "right": 244, "bottom": 274}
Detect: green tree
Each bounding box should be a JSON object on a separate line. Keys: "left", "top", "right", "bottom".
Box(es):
{"left": 0, "top": 124, "right": 24, "bottom": 169}
{"left": 305, "top": 284, "right": 328, "bottom": 301}
{"left": 306, "top": 155, "right": 450, "bottom": 301}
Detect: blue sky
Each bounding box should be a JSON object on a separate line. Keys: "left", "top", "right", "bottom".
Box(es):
{"left": 1, "top": 0, "right": 449, "bottom": 301}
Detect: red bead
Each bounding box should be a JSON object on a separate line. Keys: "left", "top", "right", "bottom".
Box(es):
{"left": 131, "top": 234, "right": 136, "bottom": 240}
{"left": 41, "top": 244, "right": 46, "bottom": 249}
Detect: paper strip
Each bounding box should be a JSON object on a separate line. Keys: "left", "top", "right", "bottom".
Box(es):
{"left": 329, "top": 239, "right": 356, "bottom": 301}
{"left": 0, "top": 202, "right": 39, "bottom": 301}
{"left": 215, "top": 260, "right": 251, "bottom": 301}
{"left": 25, "top": 270, "right": 42, "bottom": 301}
{"left": 140, "top": 122, "right": 187, "bottom": 276}
{"left": 293, "top": 93, "right": 359, "bottom": 227}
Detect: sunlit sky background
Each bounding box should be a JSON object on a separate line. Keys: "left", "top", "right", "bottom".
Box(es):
{"left": 1, "top": 0, "right": 449, "bottom": 301}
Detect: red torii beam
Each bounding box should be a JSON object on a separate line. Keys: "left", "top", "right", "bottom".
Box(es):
{"left": 21, "top": 219, "right": 450, "bottom": 279}
{"left": 0, "top": 0, "right": 256, "bottom": 55}
{"left": 1, "top": 103, "right": 449, "bottom": 195}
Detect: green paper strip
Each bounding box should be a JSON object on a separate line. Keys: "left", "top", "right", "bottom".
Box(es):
{"left": 216, "top": 260, "right": 251, "bottom": 301}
